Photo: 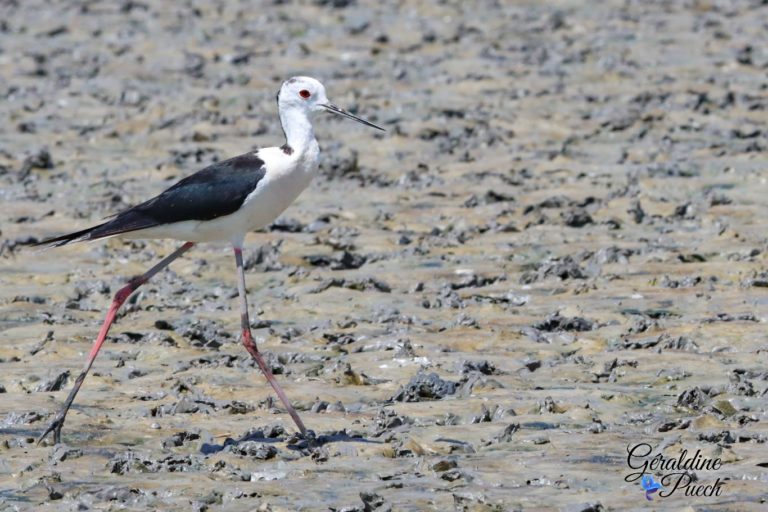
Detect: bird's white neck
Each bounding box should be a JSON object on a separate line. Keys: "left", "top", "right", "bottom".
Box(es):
{"left": 279, "top": 107, "right": 318, "bottom": 157}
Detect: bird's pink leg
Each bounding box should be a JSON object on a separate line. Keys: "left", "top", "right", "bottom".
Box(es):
{"left": 233, "top": 247, "right": 308, "bottom": 437}
{"left": 38, "top": 242, "right": 195, "bottom": 445}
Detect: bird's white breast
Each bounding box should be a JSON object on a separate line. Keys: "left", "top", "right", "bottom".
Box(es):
{"left": 237, "top": 145, "right": 319, "bottom": 228}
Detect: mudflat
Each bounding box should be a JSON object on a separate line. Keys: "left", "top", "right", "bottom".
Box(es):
{"left": 1, "top": 1, "right": 766, "bottom": 510}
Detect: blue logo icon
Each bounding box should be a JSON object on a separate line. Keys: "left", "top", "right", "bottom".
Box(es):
{"left": 641, "top": 475, "right": 663, "bottom": 501}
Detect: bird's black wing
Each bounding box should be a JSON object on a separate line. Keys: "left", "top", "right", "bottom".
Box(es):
{"left": 36, "top": 152, "right": 266, "bottom": 247}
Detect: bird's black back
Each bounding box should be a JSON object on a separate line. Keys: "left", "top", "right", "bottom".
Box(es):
{"left": 36, "top": 152, "right": 266, "bottom": 247}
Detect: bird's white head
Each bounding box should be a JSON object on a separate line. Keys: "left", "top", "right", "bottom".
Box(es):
{"left": 277, "top": 76, "right": 384, "bottom": 131}
{"left": 278, "top": 76, "right": 329, "bottom": 114}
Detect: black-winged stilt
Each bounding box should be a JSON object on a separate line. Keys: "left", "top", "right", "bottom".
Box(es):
{"left": 34, "top": 76, "right": 384, "bottom": 444}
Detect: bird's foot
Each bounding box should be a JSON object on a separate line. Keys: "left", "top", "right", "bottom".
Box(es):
{"left": 37, "top": 412, "right": 66, "bottom": 446}
{"left": 303, "top": 429, "right": 317, "bottom": 447}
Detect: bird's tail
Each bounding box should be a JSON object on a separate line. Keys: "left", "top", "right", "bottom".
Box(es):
{"left": 34, "top": 208, "right": 160, "bottom": 248}
{"left": 32, "top": 223, "right": 109, "bottom": 248}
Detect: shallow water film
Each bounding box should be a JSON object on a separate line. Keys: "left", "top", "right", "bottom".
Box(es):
{"left": 1, "top": 0, "right": 767, "bottom": 510}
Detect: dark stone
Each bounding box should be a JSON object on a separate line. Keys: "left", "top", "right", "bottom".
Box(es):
{"left": 533, "top": 314, "right": 595, "bottom": 332}
{"left": 269, "top": 217, "right": 304, "bottom": 233}
{"left": 520, "top": 256, "right": 587, "bottom": 283}
{"left": 19, "top": 148, "right": 54, "bottom": 178}
{"left": 677, "top": 386, "right": 714, "bottom": 410}
{"left": 391, "top": 372, "right": 458, "bottom": 402}
{"left": 162, "top": 430, "right": 201, "bottom": 449}
{"left": 563, "top": 208, "right": 594, "bottom": 227}
{"left": 360, "top": 491, "right": 391, "bottom": 512}
{"left": 310, "top": 277, "right": 391, "bottom": 293}
{"left": 227, "top": 441, "right": 278, "bottom": 460}
{"left": 50, "top": 444, "right": 83, "bottom": 463}
{"left": 456, "top": 360, "right": 498, "bottom": 375}
{"left": 492, "top": 423, "right": 520, "bottom": 443}
{"left": 35, "top": 371, "right": 70, "bottom": 392}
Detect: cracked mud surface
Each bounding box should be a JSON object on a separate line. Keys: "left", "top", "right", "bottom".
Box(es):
{"left": 1, "top": 0, "right": 767, "bottom": 510}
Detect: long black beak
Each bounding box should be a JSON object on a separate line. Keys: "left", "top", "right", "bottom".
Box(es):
{"left": 321, "top": 103, "right": 385, "bottom": 131}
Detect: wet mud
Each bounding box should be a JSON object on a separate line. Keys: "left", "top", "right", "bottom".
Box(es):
{"left": 1, "top": 0, "right": 767, "bottom": 510}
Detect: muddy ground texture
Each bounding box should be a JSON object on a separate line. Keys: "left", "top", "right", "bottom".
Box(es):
{"left": 1, "top": 0, "right": 768, "bottom": 511}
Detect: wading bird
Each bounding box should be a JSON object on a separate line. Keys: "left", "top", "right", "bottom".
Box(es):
{"left": 34, "top": 76, "right": 384, "bottom": 444}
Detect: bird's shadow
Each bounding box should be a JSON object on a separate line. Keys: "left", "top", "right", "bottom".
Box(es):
{"left": 200, "top": 430, "right": 382, "bottom": 455}
{"left": 0, "top": 427, "right": 42, "bottom": 438}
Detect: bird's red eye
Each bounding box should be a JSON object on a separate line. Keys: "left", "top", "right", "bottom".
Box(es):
{"left": 299, "top": 89, "right": 311, "bottom": 99}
